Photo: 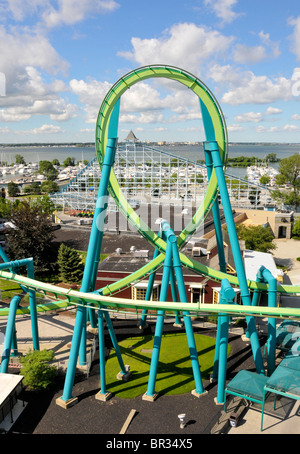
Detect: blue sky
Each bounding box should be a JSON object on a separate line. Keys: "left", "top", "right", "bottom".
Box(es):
{"left": 1, "top": 0, "right": 300, "bottom": 143}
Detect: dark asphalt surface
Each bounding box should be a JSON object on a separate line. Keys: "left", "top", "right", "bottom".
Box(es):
{"left": 12, "top": 318, "right": 262, "bottom": 439}
{"left": 9, "top": 227, "right": 262, "bottom": 441}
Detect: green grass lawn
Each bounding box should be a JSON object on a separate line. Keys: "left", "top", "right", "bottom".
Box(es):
{"left": 105, "top": 332, "right": 226, "bottom": 398}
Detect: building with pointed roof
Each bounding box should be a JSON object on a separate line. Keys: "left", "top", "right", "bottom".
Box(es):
{"left": 125, "top": 130, "right": 139, "bottom": 142}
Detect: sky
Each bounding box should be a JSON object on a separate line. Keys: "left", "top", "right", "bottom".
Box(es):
{"left": 1, "top": 0, "right": 300, "bottom": 144}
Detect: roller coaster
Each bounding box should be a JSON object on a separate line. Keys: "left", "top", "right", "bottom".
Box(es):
{"left": 0, "top": 66, "right": 299, "bottom": 409}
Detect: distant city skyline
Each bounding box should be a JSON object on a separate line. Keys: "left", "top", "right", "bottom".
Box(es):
{"left": 1, "top": 1, "right": 300, "bottom": 144}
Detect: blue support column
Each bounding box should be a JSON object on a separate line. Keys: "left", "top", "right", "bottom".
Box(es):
{"left": 246, "top": 272, "right": 263, "bottom": 339}
{"left": 103, "top": 309, "right": 130, "bottom": 379}
{"left": 200, "top": 99, "right": 227, "bottom": 274}
{"left": 216, "top": 279, "right": 235, "bottom": 404}
{"left": 212, "top": 316, "right": 221, "bottom": 381}
{"left": 98, "top": 311, "right": 106, "bottom": 393}
{"left": 143, "top": 238, "right": 173, "bottom": 400}
{"left": 78, "top": 306, "right": 87, "bottom": 367}
{"left": 169, "top": 266, "right": 182, "bottom": 326}
{"left": 203, "top": 145, "right": 227, "bottom": 274}
{"left": 0, "top": 295, "right": 22, "bottom": 372}
{"left": 26, "top": 258, "right": 39, "bottom": 351}
{"left": 59, "top": 305, "right": 85, "bottom": 405}
{"left": 57, "top": 102, "right": 121, "bottom": 407}
{"left": 171, "top": 238, "right": 206, "bottom": 396}
{"left": 11, "top": 329, "right": 18, "bottom": 357}
{"left": 95, "top": 310, "right": 112, "bottom": 401}
{"left": 0, "top": 258, "right": 39, "bottom": 354}
{"left": 139, "top": 246, "right": 160, "bottom": 329}
{"left": 207, "top": 140, "right": 265, "bottom": 375}
{"left": 259, "top": 266, "right": 277, "bottom": 376}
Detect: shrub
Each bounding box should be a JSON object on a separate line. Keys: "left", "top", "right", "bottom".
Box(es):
{"left": 57, "top": 243, "right": 84, "bottom": 284}
{"left": 292, "top": 219, "right": 300, "bottom": 237}
{"left": 20, "top": 349, "right": 57, "bottom": 391}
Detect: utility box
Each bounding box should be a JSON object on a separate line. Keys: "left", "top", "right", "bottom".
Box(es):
{"left": 229, "top": 404, "right": 246, "bottom": 427}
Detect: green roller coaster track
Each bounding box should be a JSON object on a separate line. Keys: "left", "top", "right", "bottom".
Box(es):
{"left": 0, "top": 64, "right": 299, "bottom": 322}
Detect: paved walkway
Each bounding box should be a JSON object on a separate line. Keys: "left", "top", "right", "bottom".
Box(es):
{"left": 272, "top": 238, "right": 300, "bottom": 286}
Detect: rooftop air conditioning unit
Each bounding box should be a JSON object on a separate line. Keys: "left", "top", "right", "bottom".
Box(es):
{"left": 192, "top": 247, "right": 201, "bottom": 257}
{"left": 134, "top": 250, "right": 149, "bottom": 258}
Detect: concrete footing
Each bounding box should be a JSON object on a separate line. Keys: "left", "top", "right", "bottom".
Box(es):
{"left": 116, "top": 365, "right": 131, "bottom": 382}
{"left": 95, "top": 391, "right": 112, "bottom": 402}
{"left": 142, "top": 392, "right": 159, "bottom": 402}
{"left": 56, "top": 396, "right": 78, "bottom": 409}
{"left": 191, "top": 389, "right": 208, "bottom": 398}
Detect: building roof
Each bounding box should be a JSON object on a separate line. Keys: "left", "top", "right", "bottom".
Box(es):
{"left": 0, "top": 373, "right": 23, "bottom": 406}
{"left": 98, "top": 251, "right": 209, "bottom": 275}
{"left": 243, "top": 249, "right": 283, "bottom": 281}
{"left": 125, "top": 130, "right": 139, "bottom": 142}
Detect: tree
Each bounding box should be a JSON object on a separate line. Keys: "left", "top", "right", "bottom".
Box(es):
{"left": 57, "top": 244, "right": 84, "bottom": 284}
{"left": 63, "top": 156, "right": 76, "bottom": 167}
{"left": 292, "top": 218, "right": 300, "bottom": 237}
{"left": 259, "top": 174, "right": 271, "bottom": 185}
{"left": 236, "top": 224, "right": 276, "bottom": 253}
{"left": 272, "top": 154, "right": 300, "bottom": 211}
{"left": 31, "top": 194, "right": 55, "bottom": 215}
{"left": 266, "top": 153, "right": 278, "bottom": 163}
{"left": 5, "top": 200, "right": 57, "bottom": 276}
{"left": 15, "top": 154, "right": 26, "bottom": 165}
{"left": 39, "top": 160, "right": 59, "bottom": 181}
{"left": 20, "top": 349, "right": 57, "bottom": 391}
{"left": 24, "top": 182, "right": 42, "bottom": 195}
{"left": 7, "top": 181, "right": 20, "bottom": 197}
{"left": 41, "top": 180, "right": 59, "bottom": 193}
{"left": 0, "top": 198, "right": 12, "bottom": 218}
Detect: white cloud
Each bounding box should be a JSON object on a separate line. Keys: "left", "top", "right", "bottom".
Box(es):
{"left": 118, "top": 23, "right": 234, "bottom": 71}
{"left": 120, "top": 112, "right": 165, "bottom": 125}
{"left": 288, "top": 15, "right": 300, "bottom": 60}
{"left": 208, "top": 64, "right": 245, "bottom": 86}
{"left": 291, "top": 113, "right": 300, "bottom": 120}
{"left": 204, "top": 0, "right": 241, "bottom": 24}
{"left": 0, "top": 99, "right": 77, "bottom": 122}
{"left": 1, "top": 0, "right": 48, "bottom": 21}
{"left": 227, "top": 124, "right": 244, "bottom": 132}
{"left": 0, "top": 26, "right": 69, "bottom": 80}
{"left": 234, "top": 112, "right": 263, "bottom": 123}
{"left": 269, "top": 126, "right": 280, "bottom": 132}
{"left": 42, "top": 0, "right": 120, "bottom": 28}
{"left": 221, "top": 71, "right": 293, "bottom": 105}
{"left": 265, "top": 107, "right": 282, "bottom": 115}
{"left": 31, "top": 124, "right": 64, "bottom": 134}
{"left": 233, "top": 44, "right": 267, "bottom": 64}
{"left": 283, "top": 124, "right": 300, "bottom": 132}
{"left": 0, "top": 66, "right": 76, "bottom": 123}
{"left": 258, "top": 31, "right": 281, "bottom": 59}
{"left": 69, "top": 78, "right": 112, "bottom": 123}
{"left": 233, "top": 30, "right": 280, "bottom": 65}
{"left": 13, "top": 124, "right": 65, "bottom": 136}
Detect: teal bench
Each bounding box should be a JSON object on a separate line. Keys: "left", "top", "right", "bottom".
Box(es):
{"left": 225, "top": 345, "right": 300, "bottom": 431}
{"left": 224, "top": 369, "right": 269, "bottom": 431}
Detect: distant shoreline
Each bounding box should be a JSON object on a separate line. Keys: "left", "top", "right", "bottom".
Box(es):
{"left": 0, "top": 141, "right": 300, "bottom": 148}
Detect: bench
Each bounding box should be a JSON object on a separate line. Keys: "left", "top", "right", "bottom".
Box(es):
{"left": 225, "top": 338, "right": 300, "bottom": 431}
{"left": 224, "top": 369, "right": 269, "bottom": 430}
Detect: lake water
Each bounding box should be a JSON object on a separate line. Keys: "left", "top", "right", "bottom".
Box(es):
{"left": 0, "top": 142, "right": 299, "bottom": 180}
